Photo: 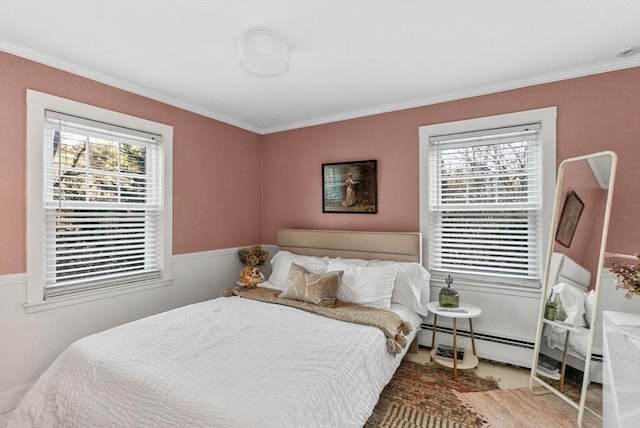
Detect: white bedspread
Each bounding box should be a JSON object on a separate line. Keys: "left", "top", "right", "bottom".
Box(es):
{"left": 8, "top": 297, "right": 421, "bottom": 428}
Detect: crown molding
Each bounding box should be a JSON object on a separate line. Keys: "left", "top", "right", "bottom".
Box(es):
{"left": 2, "top": 39, "right": 638, "bottom": 136}
{"left": 0, "top": 40, "right": 263, "bottom": 134}
{"left": 262, "top": 58, "right": 640, "bottom": 134}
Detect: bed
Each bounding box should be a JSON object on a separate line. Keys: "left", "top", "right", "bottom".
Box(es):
{"left": 7, "top": 229, "right": 430, "bottom": 428}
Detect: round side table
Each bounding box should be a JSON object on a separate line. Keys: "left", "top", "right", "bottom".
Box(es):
{"left": 427, "top": 301, "right": 482, "bottom": 381}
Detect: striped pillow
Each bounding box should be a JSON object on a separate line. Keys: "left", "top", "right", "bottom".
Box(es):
{"left": 280, "top": 263, "right": 343, "bottom": 307}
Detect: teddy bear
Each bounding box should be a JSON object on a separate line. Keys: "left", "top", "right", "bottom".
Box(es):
{"left": 236, "top": 265, "right": 265, "bottom": 288}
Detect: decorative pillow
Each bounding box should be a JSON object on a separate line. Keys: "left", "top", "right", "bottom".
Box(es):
{"left": 280, "top": 263, "right": 342, "bottom": 307}
{"left": 268, "top": 251, "right": 329, "bottom": 290}
{"left": 327, "top": 259, "right": 397, "bottom": 310}
{"left": 326, "top": 257, "right": 430, "bottom": 315}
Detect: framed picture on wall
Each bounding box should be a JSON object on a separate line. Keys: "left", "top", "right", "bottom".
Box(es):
{"left": 555, "top": 191, "right": 584, "bottom": 247}
{"left": 322, "top": 160, "right": 377, "bottom": 213}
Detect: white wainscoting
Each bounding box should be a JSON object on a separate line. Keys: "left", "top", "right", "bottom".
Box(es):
{"left": 0, "top": 245, "right": 276, "bottom": 414}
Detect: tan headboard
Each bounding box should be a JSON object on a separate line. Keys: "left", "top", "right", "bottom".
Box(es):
{"left": 277, "top": 229, "right": 422, "bottom": 263}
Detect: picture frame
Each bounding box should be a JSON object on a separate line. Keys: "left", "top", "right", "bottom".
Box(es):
{"left": 322, "top": 160, "right": 377, "bottom": 213}
{"left": 555, "top": 191, "right": 584, "bottom": 247}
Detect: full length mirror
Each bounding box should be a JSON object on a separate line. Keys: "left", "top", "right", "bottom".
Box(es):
{"left": 530, "top": 151, "right": 617, "bottom": 427}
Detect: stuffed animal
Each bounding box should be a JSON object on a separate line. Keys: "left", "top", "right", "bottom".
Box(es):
{"left": 237, "top": 266, "right": 265, "bottom": 288}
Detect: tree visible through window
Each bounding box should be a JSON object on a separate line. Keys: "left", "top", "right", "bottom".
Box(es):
{"left": 44, "top": 111, "right": 163, "bottom": 297}
{"left": 420, "top": 108, "right": 556, "bottom": 289}
{"left": 427, "top": 124, "right": 543, "bottom": 284}
{"left": 26, "top": 90, "right": 173, "bottom": 308}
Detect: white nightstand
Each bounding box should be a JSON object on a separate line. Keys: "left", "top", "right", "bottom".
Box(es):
{"left": 427, "top": 301, "right": 482, "bottom": 381}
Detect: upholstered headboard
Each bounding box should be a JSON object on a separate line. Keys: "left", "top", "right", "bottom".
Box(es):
{"left": 548, "top": 252, "right": 591, "bottom": 291}
{"left": 277, "top": 229, "right": 422, "bottom": 263}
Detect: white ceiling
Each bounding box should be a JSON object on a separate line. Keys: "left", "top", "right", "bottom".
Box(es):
{"left": 1, "top": 1, "right": 639, "bottom": 134}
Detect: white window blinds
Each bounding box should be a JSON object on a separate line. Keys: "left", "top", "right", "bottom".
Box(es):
{"left": 428, "top": 123, "right": 542, "bottom": 283}
{"left": 43, "top": 110, "right": 164, "bottom": 298}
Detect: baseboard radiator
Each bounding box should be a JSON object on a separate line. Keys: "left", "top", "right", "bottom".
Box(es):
{"left": 420, "top": 323, "right": 603, "bottom": 367}
{"left": 422, "top": 322, "right": 535, "bottom": 349}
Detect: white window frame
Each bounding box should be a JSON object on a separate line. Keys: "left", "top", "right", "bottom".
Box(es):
{"left": 419, "top": 107, "right": 556, "bottom": 290}
{"left": 26, "top": 90, "right": 174, "bottom": 312}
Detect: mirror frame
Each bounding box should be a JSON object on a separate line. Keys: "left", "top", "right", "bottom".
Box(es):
{"left": 530, "top": 150, "right": 617, "bottom": 426}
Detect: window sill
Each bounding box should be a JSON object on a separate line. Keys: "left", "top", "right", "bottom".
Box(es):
{"left": 429, "top": 272, "right": 542, "bottom": 298}
{"left": 23, "top": 277, "right": 175, "bottom": 314}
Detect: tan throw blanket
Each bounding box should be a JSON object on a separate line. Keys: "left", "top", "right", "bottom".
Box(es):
{"left": 226, "top": 286, "right": 412, "bottom": 355}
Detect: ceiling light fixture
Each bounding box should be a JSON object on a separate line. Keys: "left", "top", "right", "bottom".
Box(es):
{"left": 616, "top": 46, "right": 640, "bottom": 58}
{"left": 239, "top": 30, "right": 289, "bottom": 77}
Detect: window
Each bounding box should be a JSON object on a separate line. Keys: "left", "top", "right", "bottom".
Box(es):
{"left": 419, "top": 108, "right": 556, "bottom": 288}
{"left": 26, "top": 90, "right": 173, "bottom": 309}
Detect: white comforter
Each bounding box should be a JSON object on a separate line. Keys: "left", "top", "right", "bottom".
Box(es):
{"left": 8, "top": 296, "right": 421, "bottom": 428}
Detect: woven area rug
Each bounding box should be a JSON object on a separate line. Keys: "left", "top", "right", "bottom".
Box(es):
{"left": 364, "top": 360, "right": 499, "bottom": 427}
{"left": 457, "top": 387, "right": 602, "bottom": 428}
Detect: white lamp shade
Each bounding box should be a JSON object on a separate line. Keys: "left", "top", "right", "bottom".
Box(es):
{"left": 239, "top": 30, "right": 289, "bottom": 77}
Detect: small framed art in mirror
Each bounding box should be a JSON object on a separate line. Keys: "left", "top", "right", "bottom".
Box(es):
{"left": 555, "top": 190, "right": 584, "bottom": 247}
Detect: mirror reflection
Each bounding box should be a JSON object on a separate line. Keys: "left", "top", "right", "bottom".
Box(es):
{"left": 531, "top": 151, "right": 617, "bottom": 426}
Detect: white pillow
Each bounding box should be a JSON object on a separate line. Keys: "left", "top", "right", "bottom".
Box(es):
{"left": 327, "top": 257, "right": 431, "bottom": 316}
{"left": 326, "top": 259, "right": 397, "bottom": 310}
{"left": 551, "top": 282, "right": 587, "bottom": 327}
{"left": 268, "top": 251, "right": 329, "bottom": 290}
{"left": 391, "top": 262, "right": 431, "bottom": 316}
{"left": 584, "top": 290, "right": 596, "bottom": 327}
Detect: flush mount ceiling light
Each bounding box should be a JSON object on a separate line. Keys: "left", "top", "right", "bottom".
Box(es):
{"left": 239, "top": 30, "right": 289, "bottom": 77}
{"left": 616, "top": 46, "right": 640, "bottom": 58}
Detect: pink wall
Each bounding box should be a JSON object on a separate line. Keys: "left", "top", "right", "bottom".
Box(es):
{"left": 262, "top": 68, "right": 640, "bottom": 260}
{"left": 2, "top": 51, "right": 638, "bottom": 276}
{"left": 0, "top": 52, "right": 263, "bottom": 275}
